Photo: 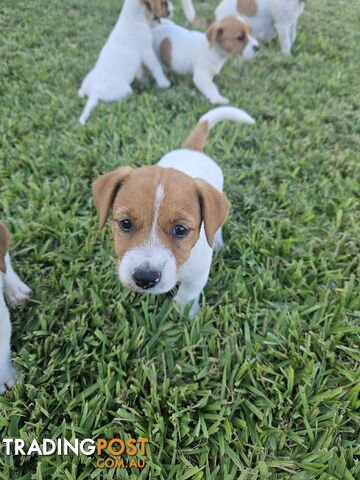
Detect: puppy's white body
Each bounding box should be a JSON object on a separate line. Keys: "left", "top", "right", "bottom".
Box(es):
{"left": 214, "top": 0, "right": 305, "bottom": 54}
{"left": 78, "top": 0, "right": 170, "bottom": 124}
{"left": 127, "top": 108, "right": 254, "bottom": 316}
{"left": 153, "top": 19, "right": 259, "bottom": 104}
{"left": 0, "top": 253, "right": 31, "bottom": 394}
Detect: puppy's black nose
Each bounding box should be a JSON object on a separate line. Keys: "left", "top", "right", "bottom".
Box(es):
{"left": 133, "top": 268, "right": 161, "bottom": 290}
{"left": 253, "top": 44, "right": 260, "bottom": 52}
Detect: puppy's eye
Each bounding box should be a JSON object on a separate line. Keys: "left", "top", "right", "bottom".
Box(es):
{"left": 119, "top": 219, "right": 133, "bottom": 232}
{"left": 237, "top": 33, "right": 245, "bottom": 42}
{"left": 173, "top": 225, "right": 189, "bottom": 238}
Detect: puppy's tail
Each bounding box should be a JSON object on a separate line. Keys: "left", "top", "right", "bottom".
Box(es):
{"left": 183, "top": 107, "right": 255, "bottom": 152}
{"left": 180, "top": 0, "right": 205, "bottom": 28}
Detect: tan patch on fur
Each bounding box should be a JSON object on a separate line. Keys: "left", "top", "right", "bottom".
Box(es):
{"left": 93, "top": 165, "right": 231, "bottom": 271}
{"left": 0, "top": 224, "right": 10, "bottom": 273}
{"left": 237, "top": 0, "right": 257, "bottom": 17}
{"left": 207, "top": 15, "right": 251, "bottom": 55}
{"left": 110, "top": 166, "right": 202, "bottom": 266}
{"left": 141, "top": 0, "right": 171, "bottom": 18}
{"left": 183, "top": 121, "right": 209, "bottom": 152}
{"left": 159, "top": 38, "right": 172, "bottom": 68}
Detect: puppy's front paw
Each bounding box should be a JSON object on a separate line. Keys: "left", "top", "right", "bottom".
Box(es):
{"left": 188, "top": 299, "right": 200, "bottom": 319}
{"left": 4, "top": 275, "right": 31, "bottom": 307}
{"left": 157, "top": 77, "right": 171, "bottom": 89}
{"left": 173, "top": 293, "right": 200, "bottom": 319}
{"left": 211, "top": 96, "right": 229, "bottom": 105}
{"left": 0, "top": 362, "right": 17, "bottom": 395}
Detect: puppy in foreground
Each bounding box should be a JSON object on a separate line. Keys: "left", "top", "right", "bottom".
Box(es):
{"left": 0, "top": 224, "right": 31, "bottom": 394}
{"left": 78, "top": 0, "right": 172, "bottom": 125}
{"left": 213, "top": 0, "right": 305, "bottom": 54}
{"left": 93, "top": 107, "right": 255, "bottom": 317}
{"left": 152, "top": 16, "right": 259, "bottom": 105}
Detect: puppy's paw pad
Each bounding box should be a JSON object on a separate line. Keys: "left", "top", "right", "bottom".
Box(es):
{"left": 0, "top": 363, "right": 17, "bottom": 395}
{"left": 5, "top": 277, "right": 31, "bottom": 307}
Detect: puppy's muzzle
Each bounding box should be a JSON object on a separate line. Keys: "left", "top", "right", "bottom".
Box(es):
{"left": 133, "top": 267, "right": 162, "bottom": 290}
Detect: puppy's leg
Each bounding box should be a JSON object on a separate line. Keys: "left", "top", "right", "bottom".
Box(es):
{"left": 290, "top": 18, "right": 298, "bottom": 45}
{"left": 79, "top": 96, "right": 99, "bottom": 125}
{"left": 0, "top": 278, "right": 16, "bottom": 394}
{"left": 275, "top": 23, "right": 292, "bottom": 54}
{"left": 4, "top": 253, "right": 31, "bottom": 307}
{"left": 136, "top": 65, "right": 147, "bottom": 84}
{"left": 193, "top": 70, "right": 229, "bottom": 105}
{"left": 142, "top": 48, "right": 171, "bottom": 89}
{"left": 173, "top": 269, "right": 211, "bottom": 319}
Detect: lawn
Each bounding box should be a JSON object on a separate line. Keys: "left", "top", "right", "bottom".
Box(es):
{"left": 0, "top": 0, "right": 359, "bottom": 478}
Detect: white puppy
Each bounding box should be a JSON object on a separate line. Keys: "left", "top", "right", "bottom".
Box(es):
{"left": 152, "top": 16, "right": 259, "bottom": 105}
{"left": 0, "top": 224, "right": 31, "bottom": 394}
{"left": 78, "top": 0, "right": 172, "bottom": 125}
{"left": 93, "top": 107, "right": 255, "bottom": 317}
{"left": 183, "top": 0, "right": 305, "bottom": 55}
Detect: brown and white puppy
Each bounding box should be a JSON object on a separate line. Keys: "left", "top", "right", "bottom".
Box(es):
{"left": 78, "top": 0, "right": 172, "bottom": 124}
{"left": 0, "top": 224, "right": 31, "bottom": 394}
{"left": 203, "top": 0, "right": 305, "bottom": 54}
{"left": 152, "top": 15, "right": 259, "bottom": 104}
{"left": 93, "top": 107, "right": 255, "bottom": 317}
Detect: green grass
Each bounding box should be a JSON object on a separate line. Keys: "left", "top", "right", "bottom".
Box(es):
{"left": 0, "top": 0, "right": 359, "bottom": 478}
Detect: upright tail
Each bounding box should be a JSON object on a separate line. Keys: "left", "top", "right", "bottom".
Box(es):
{"left": 183, "top": 107, "right": 255, "bottom": 152}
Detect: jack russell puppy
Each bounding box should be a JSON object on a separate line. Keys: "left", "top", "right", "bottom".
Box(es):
{"left": 183, "top": 0, "right": 305, "bottom": 55}
{"left": 0, "top": 224, "right": 31, "bottom": 394}
{"left": 93, "top": 107, "right": 255, "bottom": 317}
{"left": 78, "top": 0, "right": 172, "bottom": 125}
{"left": 152, "top": 16, "right": 259, "bottom": 105}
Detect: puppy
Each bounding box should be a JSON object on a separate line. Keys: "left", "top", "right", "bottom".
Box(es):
{"left": 152, "top": 16, "right": 259, "bottom": 105}
{"left": 78, "top": 0, "right": 172, "bottom": 125}
{"left": 0, "top": 224, "right": 31, "bottom": 394}
{"left": 213, "top": 0, "right": 305, "bottom": 54}
{"left": 93, "top": 107, "right": 255, "bottom": 317}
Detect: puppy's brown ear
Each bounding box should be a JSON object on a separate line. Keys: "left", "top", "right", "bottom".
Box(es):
{"left": 206, "top": 21, "right": 223, "bottom": 47}
{"left": 92, "top": 167, "right": 133, "bottom": 230}
{"left": 194, "top": 179, "right": 230, "bottom": 247}
{"left": 0, "top": 224, "right": 10, "bottom": 273}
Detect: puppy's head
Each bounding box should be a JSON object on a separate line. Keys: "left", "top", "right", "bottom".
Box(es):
{"left": 93, "top": 166, "right": 230, "bottom": 294}
{"left": 0, "top": 223, "right": 10, "bottom": 274}
{"left": 140, "top": 0, "right": 172, "bottom": 20}
{"left": 206, "top": 15, "right": 260, "bottom": 61}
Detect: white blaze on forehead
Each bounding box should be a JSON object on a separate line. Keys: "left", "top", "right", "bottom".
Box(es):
{"left": 150, "top": 184, "right": 165, "bottom": 241}
{"left": 118, "top": 183, "right": 178, "bottom": 293}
